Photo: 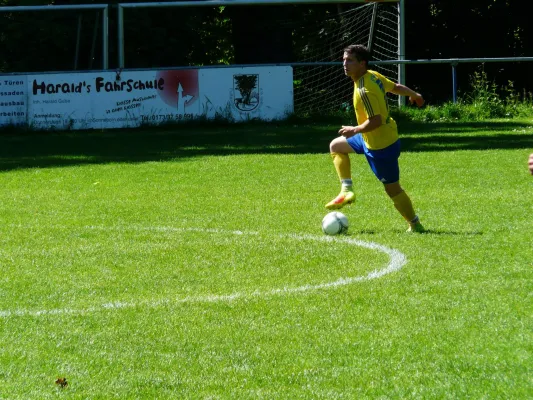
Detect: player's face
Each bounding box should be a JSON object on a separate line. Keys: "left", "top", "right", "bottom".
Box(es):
{"left": 343, "top": 52, "right": 365, "bottom": 78}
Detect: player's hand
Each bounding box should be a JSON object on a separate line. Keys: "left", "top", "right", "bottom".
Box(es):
{"left": 339, "top": 126, "right": 357, "bottom": 138}
{"left": 528, "top": 153, "right": 533, "bottom": 175}
{"left": 409, "top": 94, "right": 425, "bottom": 107}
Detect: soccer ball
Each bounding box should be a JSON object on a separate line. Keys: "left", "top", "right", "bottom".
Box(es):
{"left": 321, "top": 212, "right": 349, "bottom": 235}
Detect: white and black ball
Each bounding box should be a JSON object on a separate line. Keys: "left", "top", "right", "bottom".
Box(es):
{"left": 321, "top": 212, "right": 349, "bottom": 235}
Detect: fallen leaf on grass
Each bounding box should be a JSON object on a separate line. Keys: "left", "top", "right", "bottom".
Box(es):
{"left": 55, "top": 377, "right": 68, "bottom": 388}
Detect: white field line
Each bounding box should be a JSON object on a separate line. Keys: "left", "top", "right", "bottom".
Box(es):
{"left": 0, "top": 226, "right": 407, "bottom": 318}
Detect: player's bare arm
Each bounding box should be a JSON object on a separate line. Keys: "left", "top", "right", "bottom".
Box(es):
{"left": 391, "top": 83, "right": 425, "bottom": 107}
{"left": 338, "top": 115, "right": 382, "bottom": 138}
{"left": 528, "top": 153, "right": 533, "bottom": 175}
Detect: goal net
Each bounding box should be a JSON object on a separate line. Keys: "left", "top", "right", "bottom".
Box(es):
{"left": 290, "top": 2, "right": 400, "bottom": 116}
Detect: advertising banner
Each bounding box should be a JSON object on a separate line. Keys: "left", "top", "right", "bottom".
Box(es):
{"left": 0, "top": 76, "right": 27, "bottom": 127}
{"left": 16, "top": 66, "right": 293, "bottom": 130}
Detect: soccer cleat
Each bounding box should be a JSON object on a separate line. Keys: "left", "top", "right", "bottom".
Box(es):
{"left": 406, "top": 222, "right": 425, "bottom": 233}
{"left": 325, "top": 190, "right": 355, "bottom": 210}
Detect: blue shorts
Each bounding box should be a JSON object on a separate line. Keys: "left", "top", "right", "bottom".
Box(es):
{"left": 346, "top": 134, "right": 401, "bottom": 184}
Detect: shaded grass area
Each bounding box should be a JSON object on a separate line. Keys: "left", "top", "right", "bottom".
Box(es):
{"left": 1, "top": 119, "right": 533, "bottom": 172}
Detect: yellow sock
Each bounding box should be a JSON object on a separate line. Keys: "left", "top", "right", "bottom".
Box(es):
{"left": 331, "top": 152, "right": 351, "bottom": 181}
{"left": 391, "top": 190, "right": 417, "bottom": 222}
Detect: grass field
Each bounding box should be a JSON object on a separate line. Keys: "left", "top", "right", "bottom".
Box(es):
{"left": 0, "top": 119, "right": 532, "bottom": 399}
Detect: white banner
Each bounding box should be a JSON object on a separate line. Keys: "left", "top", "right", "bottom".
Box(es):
{"left": 16, "top": 66, "right": 293, "bottom": 130}
{"left": 0, "top": 76, "right": 27, "bottom": 127}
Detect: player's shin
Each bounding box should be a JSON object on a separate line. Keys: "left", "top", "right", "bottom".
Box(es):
{"left": 325, "top": 152, "right": 355, "bottom": 210}
{"left": 391, "top": 190, "right": 417, "bottom": 222}
{"left": 331, "top": 152, "right": 352, "bottom": 190}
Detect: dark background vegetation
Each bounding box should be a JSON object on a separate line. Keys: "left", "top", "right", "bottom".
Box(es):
{"left": 1, "top": 0, "right": 531, "bottom": 104}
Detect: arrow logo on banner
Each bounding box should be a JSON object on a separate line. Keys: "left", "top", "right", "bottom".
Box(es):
{"left": 177, "top": 83, "right": 193, "bottom": 114}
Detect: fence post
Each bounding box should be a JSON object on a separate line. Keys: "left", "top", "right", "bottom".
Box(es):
{"left": 102, "top": 6, "right": 109, "bottom": 69}
{"left": 118, "top": 5, "right": 125, "bottom": 68}
{"left": 452, "top": 62, "right": 458, "bottom": 103}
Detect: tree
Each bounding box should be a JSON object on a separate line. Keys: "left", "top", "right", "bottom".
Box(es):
{"left": 229, "top": 5, "right": 294, "bottom": 64}
{"left": 405, "top": 0, "right": 533, "bottom": 102}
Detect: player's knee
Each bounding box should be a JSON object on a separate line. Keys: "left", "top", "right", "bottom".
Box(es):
{"left": 330, "top": 137, "right": 347, "bottom": 153}
{"left": 384, "top": 182, "right": 403, "bottom": 197}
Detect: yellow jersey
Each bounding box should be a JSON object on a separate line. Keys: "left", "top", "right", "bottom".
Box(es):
{"left": 353, "top": 70, "right": 398, "bottom": 150}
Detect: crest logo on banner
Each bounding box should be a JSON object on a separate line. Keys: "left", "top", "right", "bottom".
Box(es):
{"left": 233, "top": 74, "right": 259, "bottom": 112}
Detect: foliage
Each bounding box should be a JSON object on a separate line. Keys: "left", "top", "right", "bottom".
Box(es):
{"left": 408, "top": 0, "right": 533, "bottom": 102}
{"left": 392, "top": 68, "right": 533, "bottom": 123}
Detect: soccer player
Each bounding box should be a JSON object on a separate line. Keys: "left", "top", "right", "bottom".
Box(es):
{"left": 325, "top": 44, "right": 425, "bottom": 233}
{"left": 529, "top": 153, "right": 533, "bottom": 175}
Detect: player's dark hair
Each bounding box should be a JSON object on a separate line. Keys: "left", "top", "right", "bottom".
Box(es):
{"left": 344, "top": 44, "right": 371, "bottom": 66}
